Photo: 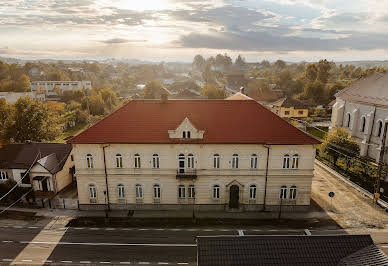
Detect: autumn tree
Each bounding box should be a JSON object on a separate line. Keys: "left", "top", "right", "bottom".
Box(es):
{"left": 234, "top": 54, "right": 246, "bottom": 69}
{"left": 317, "top": 59, "right": 331, "bottom": 84}
{"left": 192, "top": 55, "right": 205, "bottom": 71}
{"left": 143, "top": 80, "right": 162, "bottom": 99}
{"left": 305, "top": 64, "right": 318, "bottom": 82}
{"left": 0, "top": 99, "right": 14, "bottom": 141}
{"left": 200, "top": 84, "right": 226, "bottom": 99}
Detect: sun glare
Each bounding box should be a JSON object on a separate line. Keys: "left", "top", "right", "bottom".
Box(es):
{"left": 108, "top": 0, "right": 172, "bottom": 11}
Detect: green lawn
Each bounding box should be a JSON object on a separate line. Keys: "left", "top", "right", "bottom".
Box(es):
{"left": 306, "top": 127, "right": 327, "bottom": 140}
{"left": 54, "top": 123, "right": 88, "bottom": 143}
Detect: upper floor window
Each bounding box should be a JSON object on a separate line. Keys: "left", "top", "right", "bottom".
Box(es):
{"left": 284, "top": 110, "right": 290, "bottom": 115}
{"left": 282, "top": 154, "right": 290, "bottom": 169}
{"left": 360, "top": 116, "right": 366, "bottom": 133}
{"left": 86, "top": 154, "right": 94, "bottom": 169}
{"left": 249, "top": 185, "right": 257, "bottom": 199}
{"left": 188, "top": 185, "right": 195, "bottom": 199}
{"left": 153, "top": 184, "right": 161, "bottom": 199}
{"left": 250, "top": 154, "right": 258, "bottom": 169}
{"left": 134, "top": 154, "right": 141, "bottom": 168}
{"left": 213, "top": 154, "right": 220, "bottom": 169}
{"left": 117, "top": 184, "right": 125, "bottom": 199}
{"left": 178, "top": 185, "right": 186, "bottom": 199}
{"left": 135, "top": 184, "right": 143, "bottom": 199}
{"left": 187, "top": 131, "right": 191, "bottom": 138}
{"left": 280, "top": 185, "right": 287, "bottom": 200}
{"left": 376, "top": 120, "right": 383, "bottom": 137}
{"left": 232, "top": 154, "right": 239, "bottom": 169}
{"left": 213, "top": 185, "right": 220, "bottom": 199}
{"left": 88, "top": 184, "right": 96, "bottom": 199}
{"left": 346, "top": 113, "right": 351, "bottom": 128}
{"left": 291, "top": 154, "right": 299, "bottom": 169}
{"left": 289, "top": 185, "right": 297, "bottom": 200}
{"left": 182, "top": 131, "right": 191, "bottom": 139}
{"left": 152, "top": 154, "right": 160, "bottom": 169}
{"left": 115, "top": 154, "right": 123, "bottom": 168}
{"left": 0, "top": 171, "right": 8, "bottom": 180}
{"left": 182, "top": 131, "right": 186, "bottom": 138}
{"left": 187, "top": 154, "right": 194, "bottom": 168}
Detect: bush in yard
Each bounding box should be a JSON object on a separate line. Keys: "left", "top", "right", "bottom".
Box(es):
{"left": 320, "top": 128, "right": 360, "bottom": 166}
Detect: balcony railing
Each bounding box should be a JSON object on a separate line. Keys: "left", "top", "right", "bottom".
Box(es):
{"left": 176, "top": 168, "right": 197, "bottom": 179}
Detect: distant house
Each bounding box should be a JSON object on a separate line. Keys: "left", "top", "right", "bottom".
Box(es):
{"left": 30, "top": 81, "right": 92, "bottom": 97}
{"left": 0, "top": 92, "right": 45, "bottom": 104}
{"left": 270, "top": 97, "right": 309, "bottom": 118}
{"left": 0, "top": 143, "right": 74, "bottom": 200}
{"left": 225, "top": 87, "right": 254, "bottom": 101}
{"left": 226, "top": 73, "right": 248, "bottom": 91}
{"left": 197, "top": 235, "right": 388, "bottom": 266}
{"left": 331, "top": 72, "right": 388, "bottom": 163}
{"left": 170, "top": 88, "right": 203, "bottom": 99}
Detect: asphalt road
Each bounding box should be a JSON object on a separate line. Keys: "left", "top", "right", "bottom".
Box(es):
{"left": 0, "top": 226, "right": 386, "bottom": 265}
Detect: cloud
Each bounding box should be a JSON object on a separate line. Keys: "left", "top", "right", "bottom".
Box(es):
{"left": 100, "top": 38, "right": 147, "bottom": 44}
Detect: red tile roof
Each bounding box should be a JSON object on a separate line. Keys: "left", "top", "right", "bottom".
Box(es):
{"left": 68, "top": 100, "right": 320, "bottom": 145}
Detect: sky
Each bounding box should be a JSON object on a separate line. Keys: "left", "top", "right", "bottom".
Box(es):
{"left": 1, "top": 0, "right": 388, "bottom": 62}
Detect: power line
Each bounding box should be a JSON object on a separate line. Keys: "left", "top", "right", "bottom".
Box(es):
{"left": 0, "top": 188, "right": 34, "bottom": 215}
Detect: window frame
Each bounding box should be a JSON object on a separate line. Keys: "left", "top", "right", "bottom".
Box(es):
{"left": 280, "top": 185, "right": 287, "bottom": 200}
{"left": 134, "top": 154, "right": 141, "bottom": 169}
{"left": 115, "top": 154, "right": 123, "bottom": 168}
{"left": 291, "top": 154, "right": 299, "bottom": 169}
{"left": 187, "top": 154, "right": 194, "bottom": 169}
{"left": 213, "top": 154, "right": 220, "bottom": 169}
{"left": 213, "top": 185, "right": 220, "bottom": 199}
{"left": 249, "top": 185, "right": 257, "bottom": 199}
{"left": 376, "top": 120, "right": 383, "bottom": 137}
{"left": 135, "top": 184, "right": 143, "bottom": 199}
{"left": 153, "top": 184, "right": 161, "bottom": 199}
{"left": 117, "top": 184, "right": 125, "bottom": 199}
{"left": 86, "top": 154, "right": 94, "bottom": 169}
{"left": 232, "top": 154, "right": 239, "bottom": 169}
{"left": 178, "top": 185, "right": 186, "bottom": 199}
{"left": 250, "top": 154, "right": 258, "bottom": 169}
{"left": 88, "top": 185, "right": 96, "bottom": 199}
{"left": 282, "top": 154, "right": 290, "bottom": 169}
{"left": 360, "top": 116, "right": 366, "bottom": 133}
{"left": 152, "top": 154, "right": 160, "bottom": 169}
{"left": 289, "top": 185, "right": 297, "bottom": 200}
{"left": 346, "top": 113, "right": 351, "bottom": 128}
{"left": 188, "top": 185, "right": 195, "bottom": 199}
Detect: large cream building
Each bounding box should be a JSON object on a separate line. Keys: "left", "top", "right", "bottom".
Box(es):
{"left": 69, "top": 98, "right": 319, "bottom": 212}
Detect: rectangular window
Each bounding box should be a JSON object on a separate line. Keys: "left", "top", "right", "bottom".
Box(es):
{"left": 214, "top": 156, "right": 220, "bottom": 169}
{"left": 213, "top": 186, "right": 220, "bottom": 199}
{"left": 154, "top": 186, "right": 161, "bottom": 199}
{"left": 89, "top": 186, "right": 96, "bottom": 199}
{"left": 280, "top": 187, "right": 287, "bottom": 200}
{"left": 178, "top": 185, "right": 186, "bottom": 198}
{"left": 116, "top": 157, "right": 123, "bottom": 168}
{"left": 284, "top": 110, "right": 290, "bottom": 115}
{"left": 292, "top": 156, "right": 299, "bottom": 169}
{"left": 232, "top": 157, "right": 239, "bottom": 169}
{"left": 134, "top": 156, "right": 141, "bottom": 168}
{"left": 187, "top": 156, "right": 194, "bottom": 169}
{"left": 283, "top": 156, "right": 290, "bottom": 169}
{"left": 249, "top": 186, "right": 257, "bottom": 199}
{"left": 188, "top": 185, "right": 195, "bottom": 199}
{"left": 250, "top": 157, "right": 258, "bottom": 169}
{"left": 0, "top": 171, "right": 8, "bottom": 180}
{"left": 289, "top": 187, "right": 297, "bottom": 200}
{"left": 136, "top": 185, "right": 143, "bottom": 199}
{"left": 153, "top": 156, "right": 160, "bottom": 168}
{"left": 118, "top": 186, "right": 125, "bottom": 198}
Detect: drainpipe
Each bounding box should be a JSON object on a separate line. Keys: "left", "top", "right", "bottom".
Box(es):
{"left": 365, "top": 107, "right": 376, "bottom": 158}
{"left": 102, "top": 145, "right": 110, "bottom": 212}
{"left": 263, "top": 145, "right": 270, "bottom": 211}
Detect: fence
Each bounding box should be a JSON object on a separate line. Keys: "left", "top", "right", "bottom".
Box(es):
{"left": 37, "top": 198, "right": 79, "bottom": 210}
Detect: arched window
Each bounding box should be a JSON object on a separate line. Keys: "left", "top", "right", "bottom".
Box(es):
{"left": 134, "top": 154, "right": 141, "bottom": 168}
{"left": 182, "top": 131, "right": 186, "bottom": 138}
{"left": 213, "top": 154, "right": 220, "bottom": 169}
{"left": 292, "top": 154, "right": 299, "bottom": 169}
{"left": 187, "top": 131, "right": 191, "bottom": 138}
{"left": 152, "top": 154, "right": 160, "bottom": 168}
{"left": 249, "top": 185, "right": 257, "bottom": 199}
{"left": 88, "top": 184, "right": 96, "bottom": 199}
{"left": 250, "top": 154, "right": 258, "bottom": 169}
{"left": 280, "top": 185, "right": 287, "bottom": 200}
{"left": 115, "top": 154, "right": 123, "bottom": 168}
{"left": 178, "top": 185, "right": 186, "bottom": 198}
{"left": 282, "top": 154, "right": 290, "bottom": 169}
{"left": 153, "top": 184, "right": 161, "bottom": 199}
{"left": 0, "top": 171, "right": 8, "bottom": 180}
{"left": 346, "top": 113, "right": 351, "bottom": 128}
{"left": 213, "top": 185, "right": 220, "bottom": 199}
{"left": 360, "top": 116, "right": 366, "bottom": 133}
{"left": 232, "top": 154, "right": 239, "bottom": 169}
{"left": 188, "top": 185, "right": 195, "bottom": 199}
{"left": 135, "top": 184, "right": 143, "bottom": 199}
{"left": 187, "top": 154, "right": 194, "bottom": 168}
{"left": 289, "top": 185, "right": 297, "bottom": 200}
{"left": 86, "top": 154, "right": 94, "bottom": 169}
{"left": 377, "top": 120, "right": 383, "bottom": 137}
{"left": 117, "top": 184, "right": 125, "bottom": 199}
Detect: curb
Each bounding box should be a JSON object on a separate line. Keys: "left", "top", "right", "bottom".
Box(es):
{"left": 315, "top": 160, "right": 388, "bottom": 209}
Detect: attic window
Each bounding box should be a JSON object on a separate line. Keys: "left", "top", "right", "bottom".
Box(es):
{"left": 187, "top": 131, "right": 191, "bottom": 138}
{"left": 182, "top": 131, "right": 186, "bottom": 138}
{"left": 182, "top": 131, "right": 191, "bottom": 139}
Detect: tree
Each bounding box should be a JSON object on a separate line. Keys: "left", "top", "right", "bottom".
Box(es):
{"left": 260, "top": 60, "right": 270, "bottom": 68}
{"left": 6, "top": 97, "right": 62, "bottom": 142}
{"left": 305, "top": 64, "right": 318, "bottom": 82}
{"left": 304, "top": 81, "right": 325, "bottom": 103}
{"left": 274, "top": 60, "right": 286, "bottom": 69}
{"left": 320, "top": 128, "right": 360, "bottom": 166}
{"left": 143, "top": 80, "right": 162, "bottom": 99}
{"left": 317, "top": 59, "right": 331, "bottom": 84}
{"left": 200, "top": 84, "right": 226, "bottom": 99}
{"left": 15, "top": 74, "right": 30, "bottom": 92}
{"left": 192, "top": 55, "right": 205, "bottom": 71}
{"left": 202, "top": 63, "right": 215, "bottom": 84}
{"left": 86, "top": 93, "right": 106, "bottom": 115}
{"left": 235, "top": 55, "right": 246, "bottom": 69}
{"left": 0, "top": 99, "right": 14, "bottom": 141}
{"left": 99, "top": 88, "right": 118, "bottom": 112}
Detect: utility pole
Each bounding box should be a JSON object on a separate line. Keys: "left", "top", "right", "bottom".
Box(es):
{"left": 375, "top": 122, "right": 388, "bottom": 203}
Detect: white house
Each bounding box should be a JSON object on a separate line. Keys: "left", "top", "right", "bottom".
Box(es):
{"left": 30, "top": 80, "right": 92, "bottom": 96}
{"left": 0, "top": 92, "right": 45, "bottom": 103}
{"left": 68, "top": 97, "right": 319, "bottom": 212}
{"left": 331, "top": 72, "right": 388, "bottom": 163}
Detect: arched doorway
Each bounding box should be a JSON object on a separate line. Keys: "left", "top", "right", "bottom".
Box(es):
{"left": 229, "top": 185, "right": 240, "bottom": 209}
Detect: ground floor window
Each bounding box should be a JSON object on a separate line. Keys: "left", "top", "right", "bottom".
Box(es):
{"left": 249, "top": 185, "right": 257, "bottom": 199}
{"left": 188, "top": 185, "right": 195, "bottom": 199}
{"left": 118, "top": 184, "right": 125, "bottom": 199}
{"left": 0, "top": 171, "right": 8, "bottom": 181}
{"left": 135, "top": 184, "right": 143, "bottom": 199}
{"left": 213, "top": 185, "right": 220, "bottom": 199}
{"left": 153, "top": 184, "right": 161, "bottom": 199}
{"left": 280, "top": 185, "right": 287, "bottom": 200}
{"left": 89, "top": 185, "right": 96, "bottom": 199}
{"left": 289, "top": 185, "right": 297, "bottom": 200}
{"left": 178, "top": 185, "right": 185, "bottom": 198}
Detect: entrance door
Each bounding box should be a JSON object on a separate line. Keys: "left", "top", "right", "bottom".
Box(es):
{"left": 42, "top": 179, "right": 49, "bottom": 192}
{"left": 178, "top": 154, "right": 185, "bottom": 173}
{"left": 229, "top": 185, "right": 240, "bottom": 209}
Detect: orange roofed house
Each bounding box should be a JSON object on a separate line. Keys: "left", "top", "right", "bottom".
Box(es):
{"left": 68, "top": 97, "right": 319, "bottom": 212}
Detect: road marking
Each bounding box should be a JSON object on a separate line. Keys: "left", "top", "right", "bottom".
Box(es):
{"left": 13, "top": 226, "right": 22, "bottom": 228}
{"left": 45, "top": 260, "right": 53, "bottom": 263}
{"left": 119, "top": 262, "right": 131, "bottom": 264}
{"left": 80, "top": 261, "right": 92, "bottom": 263}
{"left": 139, "top": 228, "right": 149, "bottom": 231}
{"left": 90, "top": 228, "right": 99, "bottom": 230}
{"left": 269, "top": 229, "right": 279, "bottom": 231}
{"left": 177, "top": 263, "right": 189, "bottom": 265}
{"left": 21, "top": 259, "right": 32, "bottom": 262}
{"left": 2, "top": 259, "right": 13, "bottom": 262}
{"left": 203, "top": 229, "right": 213, "bottom": 231}
{"left": 19, "top": 240, "right": 197, "bottom": 247}
{"left": 304, "top": 229, "right": 312, "bottom": 236}
{"left": 238, "top": 230, "right": 244, "bottom": 236}
{"left": 252, "top": 229, "right": 261, "bottom": 231}
{"left": 100, "top": 262, "right": 111, "bottom": 264}
{"left": 158, "top": 263, "right": 169, "bottom": 265}
{"left": 2, "top": 240, "right": 13, "bottom": 243}
{"left": 139, "top": 262, "right": 150, "bottom": 265}
{"left": 61, "top": 260, "right": 73, "bottom": 263}
{"left": 28, "top": 226, "right": 38, "bottom": 229}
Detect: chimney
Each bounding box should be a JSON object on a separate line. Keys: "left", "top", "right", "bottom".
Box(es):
{"left": 161, "top": 93, "right": 168, "bottom": 103}
{"left": 240, "top": 87, "right": 245, "bottom": 95}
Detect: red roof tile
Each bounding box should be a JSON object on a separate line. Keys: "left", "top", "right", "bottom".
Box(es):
{"left": 68, "top": 100, "right": 320, "bottom": 145}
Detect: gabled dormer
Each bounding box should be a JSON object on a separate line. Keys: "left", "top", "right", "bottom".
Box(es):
{"left": 168, "top": 117, "right": 205, "bottom": 139}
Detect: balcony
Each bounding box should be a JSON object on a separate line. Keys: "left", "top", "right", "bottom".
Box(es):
{"left": 176, "top": 168, "right": 197, "bottom": 179}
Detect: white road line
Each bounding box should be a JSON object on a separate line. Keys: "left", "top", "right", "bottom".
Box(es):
{"left": 219, "top": 229, "right": 229, "bottom": 231}
{"left": 28, "top": 226, "right": 38, "bottom": 229}
{"left": 158, "top": 263, "right": 169, "bottom": 265}
{"left": 22, "top": 259, "right": 33, "bottom": 262}
{"left": 138, "top": 262, "right": 150, "bottom": 265}
{"left": 90, "top": 228, "right": 99, "bottom": 230}
{"left": 61, "top": 260, "right": 73, "bottom": 263}
{"left": 119, "top": 262, "right": 131, "bottom": 264}
{"left": 19, "top": 240, "right": 197, "bottom": 247}
{"left": 80, "top": 261, "right": 92, "bottom": 263}
{"left": 155, "top": 229, "right": 165, "bottom": 231}
{"left": 203, "top": 229, "right": 213, "bottom": 231}
{"left": 2, "top": 259, "right": 13, "bottom": 262}
{"left": 252, "top": 229, "right": 261, "bottom": 231}
{"left": 45, "top": 260, "right": 53, "bottom": 263}
{"left": 100, "top": 262, "right": 111, "bottom": 264}
{"left": 238, "top": 230, "right": 244, "bottom": 236}
{"left": 269, "top": 229, "right": 279, "bottom": 231}
{"left": 2, "top": 240, "right": 13, "bottom": 243}
{"left": 106, "top": 228, "right": 115, "bottom": 231}
{"left": 177, "top": 263, "right": 189, "bottom": 265}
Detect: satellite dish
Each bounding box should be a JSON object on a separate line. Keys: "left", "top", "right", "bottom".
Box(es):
{"left": 328, "top": 192, "right": 335, "bottom": 198}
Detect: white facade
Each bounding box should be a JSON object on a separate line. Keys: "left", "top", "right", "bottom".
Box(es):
{"left": 30, "top": 80, "right": 92, "bottom": 96}
{"left": 0, "top": 92, "right": 45, "bottom": 103}
{"left": 74, "top": 143, "right": 316, "bottom": 211}
{"left": 0, "top": 168, "right": 31, "bottom": 187}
